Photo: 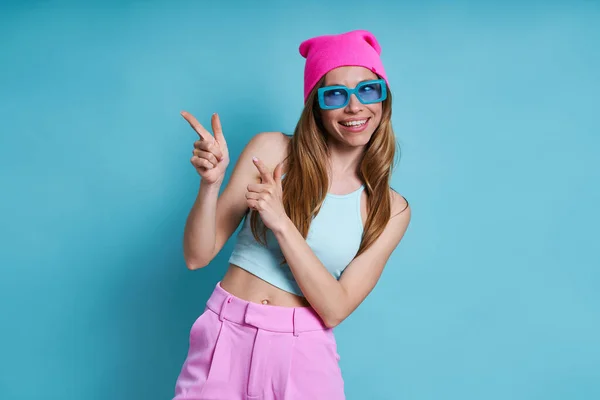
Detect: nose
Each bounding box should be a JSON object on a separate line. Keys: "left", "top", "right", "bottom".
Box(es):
{"left": 345, "top": 93, "right": 363, "bottom": 113}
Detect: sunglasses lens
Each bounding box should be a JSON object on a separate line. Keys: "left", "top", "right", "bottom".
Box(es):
{"left": 358, "top": 82, "right": 383, "bottom": 102}
{"left": 322, "top": 88, "right": 348, "bottom": 107}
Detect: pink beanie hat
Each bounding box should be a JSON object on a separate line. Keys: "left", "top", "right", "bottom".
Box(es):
{"left": 299, "top": 29, "right": 389, "bottom": 103}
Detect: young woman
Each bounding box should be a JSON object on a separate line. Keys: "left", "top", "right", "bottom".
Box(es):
{"left": 173, "top": 29, "right": 411, "bottom": 400}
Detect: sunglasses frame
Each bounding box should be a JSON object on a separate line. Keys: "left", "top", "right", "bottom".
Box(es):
{"left": 317, "top": 79, "right": 387, "bottom": 110}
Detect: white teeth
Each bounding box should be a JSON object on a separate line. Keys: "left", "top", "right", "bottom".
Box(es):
{"left": 341, "top": 119, "right": 367, "bottom": 127}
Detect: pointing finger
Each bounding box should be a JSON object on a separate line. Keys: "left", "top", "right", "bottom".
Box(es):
{"left": 252, "top": 157, "right": 272, "bottom": 184}
{"left": 181, "top": 111, "right": 213, "bottom": 142}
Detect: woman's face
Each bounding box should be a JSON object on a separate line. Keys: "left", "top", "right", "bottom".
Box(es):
{"left": 318, "top": 66, "right": 384, "bottom": 148}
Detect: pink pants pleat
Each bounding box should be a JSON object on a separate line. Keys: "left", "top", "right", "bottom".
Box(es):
{"left": 173, "top": 282, "right": 345, "bottom": 400}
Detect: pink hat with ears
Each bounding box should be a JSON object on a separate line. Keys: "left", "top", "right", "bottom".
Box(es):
{"left": 299, "top": 29, "right": 389, "bottom": 103}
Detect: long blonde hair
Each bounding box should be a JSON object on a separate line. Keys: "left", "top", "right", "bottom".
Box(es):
{"left": 250, "top": 76, "right": 401, "bottom": 262}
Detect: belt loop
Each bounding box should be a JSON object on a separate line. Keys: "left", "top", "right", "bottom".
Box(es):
{"left": 292, "top": 308, "right": 300, "bottom": 337}
{"left": 219, "top": 295, "right": 232, "bottom": 322}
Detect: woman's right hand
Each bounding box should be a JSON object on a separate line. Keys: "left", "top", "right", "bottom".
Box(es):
{"left": 181, "top": 111, "right": 230, "bottom": 186}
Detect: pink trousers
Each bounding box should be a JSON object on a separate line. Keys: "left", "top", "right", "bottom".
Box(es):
{"left": 173, "top": 282, "right": 345, "bottom": 400}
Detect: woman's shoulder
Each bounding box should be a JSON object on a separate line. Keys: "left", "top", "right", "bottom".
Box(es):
{"left": 250, "top": 131, "right": 291, "bottom": 147}
{"left": 245, "top": 131, "right": 291, "bottom": 170}
{"left": 389, "top": 187, "right": 410, "bottom": 219}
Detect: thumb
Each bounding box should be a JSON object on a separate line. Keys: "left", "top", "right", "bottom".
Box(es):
{"left": 273, "top": 162, "right": 284, "bottom": 186}
{"left": 211, "top": 113, "right": 227, "bottom": 148}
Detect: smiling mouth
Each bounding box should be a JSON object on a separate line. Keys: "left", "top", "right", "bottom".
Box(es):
{"left": 339, "top": 118, "right": 369, "bottom": 127}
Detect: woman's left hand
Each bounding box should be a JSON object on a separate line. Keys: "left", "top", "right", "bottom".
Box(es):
{"left": 246, "top": 157, "right": 289, "bottom": 233}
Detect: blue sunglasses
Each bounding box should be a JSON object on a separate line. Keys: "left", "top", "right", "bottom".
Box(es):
{"left": 317, "top": 79, "right": 387, "bottom": 110}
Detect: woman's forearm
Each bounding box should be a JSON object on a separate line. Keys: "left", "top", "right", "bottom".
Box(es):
{"left": 272, "top": 217, "right": 347, "bottom": 327}
{"left": 183, "top": 180, "right": 222, "bottom": 269}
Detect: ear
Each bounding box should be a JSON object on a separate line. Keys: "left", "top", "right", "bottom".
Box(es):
{"left": 359, "top": 30, "right": 382, "bottom": 55}
{"left": 299, "top": 37, "right": 316, "bottom": 58}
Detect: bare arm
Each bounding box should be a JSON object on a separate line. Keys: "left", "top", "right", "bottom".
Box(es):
{"left": 183, "top": 180, "right": 224, "bottom": 269}
{"left": 245, "top": 158, "right": 411, "bottom": 327}
{"left": 180, "top": 111, "right": 285, "bottom": 269}
{"left": 184, "top": 141, "right": 264, "bottom": 269}
{"left": 273, "top": 193, "right": 411, "bottom": 327}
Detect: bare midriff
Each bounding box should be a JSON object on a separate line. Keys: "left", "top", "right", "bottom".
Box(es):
{"left": 220, "top": 264, "right": 311, "bottom": 308}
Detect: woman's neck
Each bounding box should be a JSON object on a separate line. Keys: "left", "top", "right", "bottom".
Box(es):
{"left": 327, "top": 143, "right": 365, "bottom": 182}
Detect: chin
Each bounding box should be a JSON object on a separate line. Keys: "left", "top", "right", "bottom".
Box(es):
{"left": 339, "top": 131, "right": 373, "bottom": 147}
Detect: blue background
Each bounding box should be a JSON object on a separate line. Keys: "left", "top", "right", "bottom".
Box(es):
{"left": 1, "top": 1, "right": 599, "bottom": 399}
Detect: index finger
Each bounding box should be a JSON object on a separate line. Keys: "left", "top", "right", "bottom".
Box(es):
{"left": 181, "top": 111, "right": 213, "bottom": 142}
{"left": 252, "top": 157, "right": 272, "bottom": 183}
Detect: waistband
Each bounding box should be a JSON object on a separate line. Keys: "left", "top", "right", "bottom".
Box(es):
{"left": 206, "top": 282, "right": 328, "bottom": 336}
